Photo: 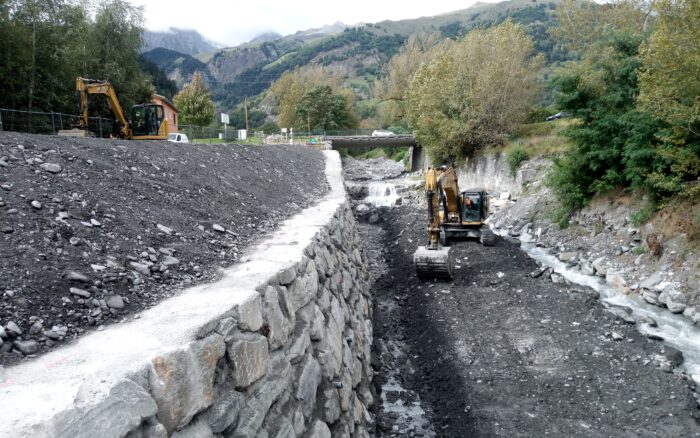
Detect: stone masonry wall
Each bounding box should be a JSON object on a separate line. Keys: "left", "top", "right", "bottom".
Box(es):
{"left": 125, "top": 202, "right": 372, "bottom": 438}
{"left": 0, "top": 152, "right": 373, "bottom": 438}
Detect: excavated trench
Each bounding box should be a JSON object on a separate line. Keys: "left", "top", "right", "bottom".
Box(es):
{"left": 345, "top": 158, "right": 700, "bottom": 437}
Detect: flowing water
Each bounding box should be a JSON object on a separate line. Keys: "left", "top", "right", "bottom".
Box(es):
{"left": 504, "top": 230, "right": 700, "bottom": 377}
{"left": 364, "top": 182, "right": 399, "bottom": 207}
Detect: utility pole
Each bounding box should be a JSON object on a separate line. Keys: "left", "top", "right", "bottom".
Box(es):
{"left": 244, "top": 97, "right": 249, "bottom": 132}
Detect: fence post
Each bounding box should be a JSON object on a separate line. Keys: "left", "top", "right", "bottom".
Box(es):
{"left": 58, "top": 113, "right": 63, "bottom": 131}
{"left": 99, "top": 118, "right": 103, "bottom": 138}
{"left": 0, "top": 111, "right": 3, "bottom": 132}
{"left": 209, "top": 127, "right": 212, "bottom": 144}
{"left": 51, "top": 112, "right": 56, "bottom": 134}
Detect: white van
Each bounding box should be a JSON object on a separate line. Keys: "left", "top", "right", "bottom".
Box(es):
{"left": 167, "top": 133, "right": 189, "bottom": 143}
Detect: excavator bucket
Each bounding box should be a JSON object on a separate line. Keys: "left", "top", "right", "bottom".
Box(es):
{"left": 414, "top": 246, "right": 455, "bottom": 279}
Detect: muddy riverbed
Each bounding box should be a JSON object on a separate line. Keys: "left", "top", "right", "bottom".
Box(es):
{"left": 359, "top": 203, "right": 700, "bottom": 437}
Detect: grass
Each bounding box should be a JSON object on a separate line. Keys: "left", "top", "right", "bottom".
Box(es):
{"left": 498, "top": 119, "right": 574, "bottom": 158}
{"left": 342, "top": 146, "right": 409, "bottom": 162}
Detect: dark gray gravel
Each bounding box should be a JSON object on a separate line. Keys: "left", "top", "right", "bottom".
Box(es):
{"left": 363, "top": 204, "right": 700, "bottom": 437}
{"left": 0, "top": 132, "right": 327, "bottom": 365}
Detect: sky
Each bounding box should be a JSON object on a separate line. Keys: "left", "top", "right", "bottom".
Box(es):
{"left": 128, "top": 0, "right": 500, "bottom": 47}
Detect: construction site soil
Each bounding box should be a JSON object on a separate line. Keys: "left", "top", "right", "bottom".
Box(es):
{"left": 363, "top": 205, "right": 700, "bottom": 437}
{"left": 0, "top": 132, "right": 327, "bottom": 365}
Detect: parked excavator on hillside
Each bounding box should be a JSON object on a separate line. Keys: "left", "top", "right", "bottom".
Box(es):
{"left": 414, "top": 165, "right": 495, "bottom": 279}
{"left": 58, "top": 77, "right": 169, "bottom": 140}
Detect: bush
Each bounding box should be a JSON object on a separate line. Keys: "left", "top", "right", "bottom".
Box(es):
{"left": 630, "top": 203, "right": 657, "bottom": 226}
{"left": 508, "top": 147, "right": 530, "bottom": 177}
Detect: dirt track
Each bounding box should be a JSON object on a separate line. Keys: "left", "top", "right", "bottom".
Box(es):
{"left": 365, "top": 205, "right": 700, "bottom": 437}
{"left": 0, "top": 132, "right": 327, "bottom": 365}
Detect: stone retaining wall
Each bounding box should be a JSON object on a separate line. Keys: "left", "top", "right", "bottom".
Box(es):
{"left": 0, "top": 152, "right": 374, "bottom": 438}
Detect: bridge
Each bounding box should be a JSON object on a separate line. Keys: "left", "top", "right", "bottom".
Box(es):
{"left": 324, "top": 135, "right": 425, "bottom": 171}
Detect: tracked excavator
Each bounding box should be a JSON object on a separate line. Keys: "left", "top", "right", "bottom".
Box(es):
{"left": 413, "top": 165, "right": 495, "bottom": 279}
{"left": 58, "top": 77, "right": 169, "bottom": 140}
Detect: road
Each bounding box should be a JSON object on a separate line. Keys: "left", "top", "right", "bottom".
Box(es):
{"left": 363, "top": 204, "right": 700, "bottom": 437}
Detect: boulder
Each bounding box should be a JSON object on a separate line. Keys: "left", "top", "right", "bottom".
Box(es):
{"left": 227, "top": 333, "right": 270, "bottom": 388}
{"left": 49, "top": 379, "right": 156, "bottom": 438}
{"left": 149, "top": 335, "right": 226, "bottom": 433}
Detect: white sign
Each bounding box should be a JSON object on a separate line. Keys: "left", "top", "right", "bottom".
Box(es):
{"left": 281, "top": 128, "right": 287, "bottom": 134}
{"left": 221, "top": 113, "right": 229, "bottom": 124}
{"left": 238, "top": 129, "right": 247, "bottom": 140}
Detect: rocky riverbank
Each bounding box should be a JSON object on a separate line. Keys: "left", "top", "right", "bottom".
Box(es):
{"left": 488, "top": 161, "right": 700, "bottom": 333}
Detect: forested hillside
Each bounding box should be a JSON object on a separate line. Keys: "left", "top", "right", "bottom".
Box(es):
{"left": 143, "top": 0, "right": 569, "bottom": 113}
{"left": 0, "top": 0, "right": 160, "bottom": 113}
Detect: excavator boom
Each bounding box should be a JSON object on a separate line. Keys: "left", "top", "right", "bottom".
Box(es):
{"left": 60, "top": 77, "right": 170, "bottom": 140}
{"left": 414, "top": 166, "right": 457, "bottom": 279}
{"left": 76, "top": 77, "right": 131, "bottom": 138}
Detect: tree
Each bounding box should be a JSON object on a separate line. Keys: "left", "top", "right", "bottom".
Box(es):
{"left": 551, "top": 0, "right": 650, "bottom": 53}
{"left": 86, "top": 0, "right": 152, "bottom": 110}
{"left": 639, "top": 0, "right": 700, "bottom": 138}
{"left": 406, "top": 20, "right": 543, "bottom": 162}
{"left": 268, "top": 66, "right": 353, "bottom": 130}
{"left": 377, "top": 32, "right": 445, "bottom": 126}
{"left": 173, "top": 72, "right": 216, "bottom": 126}
{"left": 294, "top": 85, "right": 356, "bottom": 131}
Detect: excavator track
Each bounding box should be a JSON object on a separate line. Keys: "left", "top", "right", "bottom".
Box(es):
{"left": 414, "top": 246, "right": 455, "bottom": 279}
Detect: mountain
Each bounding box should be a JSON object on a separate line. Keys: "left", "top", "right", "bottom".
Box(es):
{"left": 140, "top": 47, "right": 210, "bottom": 87}
{"left": 249, "top": 32, "right": 283, "bottom": 44}
{"left": 144, "top": 0, "right": 568, "bottom": 111}
{"left": 143, "top": 28, "right": 220, "bottom": 55}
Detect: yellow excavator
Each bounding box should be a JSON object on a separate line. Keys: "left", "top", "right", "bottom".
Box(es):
{"left": 59, "top": 77, "right": 169, "bottom": 140}
{"left": 414, "top": 165, "right": 495, "bottom": 279}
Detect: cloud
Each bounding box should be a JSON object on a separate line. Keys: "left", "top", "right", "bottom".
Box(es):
{"left": 130, "top": 0, "right": 494, "bottom": 46}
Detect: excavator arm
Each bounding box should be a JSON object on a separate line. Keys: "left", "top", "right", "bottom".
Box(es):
{"left": 76, "top": 77, "right": 131, "bottom": 139}
{"left": 414, "top": 166, "right": 456, "bottom": 279}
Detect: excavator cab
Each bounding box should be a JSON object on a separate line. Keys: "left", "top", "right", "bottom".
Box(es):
{"left": 461, "top": 189, "right": 488, "bottom": 224}
{"left": 131, "top": 104, "right": 164, "bottom": 137}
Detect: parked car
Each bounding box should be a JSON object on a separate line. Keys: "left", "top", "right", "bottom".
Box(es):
{"left": 546, "top": 111, "right": 571, "bottom": 121}
{"left": 167, "top": 133, "right": 189, "bottom": 143}
{"left": 371, "top": 129, "right": 395, "bottom": 137}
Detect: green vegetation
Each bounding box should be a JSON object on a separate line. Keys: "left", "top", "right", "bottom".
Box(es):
{"left": 295, "top": 85, "right": 356, "bottom": 131}
{"left": 508, "top": 147, "right": 530, "bottom": 177}
{"left": 0, "top": 0, "right": 154, "bottom": 112}
{"left": 546, "top": 0, "right": 700, "bottom": 223}
{"left": 173, "top": 72, "right": 216, "bottom": 126}
{"left": 405, "top": 21, "right": 543, "bottom": 163}
{"left": 342, "top": 147, "right": 408, "bottom": 162}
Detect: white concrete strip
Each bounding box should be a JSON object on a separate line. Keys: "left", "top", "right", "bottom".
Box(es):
{"left": 0, "top": 150, "right": 345, "bottom": 436}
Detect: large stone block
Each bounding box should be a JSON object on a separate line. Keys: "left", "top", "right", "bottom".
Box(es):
{"left": 231, "top": 353, "right": 292, "bottom": 437}
{"left": 49, "top": 378, "right": 157, "bottom": 438}
{"left": 304, "top": 420, "right": 331, "bottom": 438}
{"left": 235, "top": 295, "right": 263, "bottom": 332}
{"left": 289, "top": 260, "right": 319, "bottom": 311}
{"left": 287, "top": 325, "right": 311, "bottom": 364}
{"left": 296, "top": 355, "right": 322, "bottom": 418}
{"left": 226, "top": 333, "right": 269, "bottom": 388}
{"left": 263, "top": 415, "right": 296, "bottom": 438}
{"left": 298, "top": 303, "right": 325, "bottom": 341}
{"left": 263, "top": 286, "right": 293, "bottom": 350}
{"left": 149, "top": 335, "right": 226, "bottom": 434}
{"left": 319, "top": 387, "right": 341, "bottom": 424}
{"left": 208, "top": 361, "right": 244, "bottom": 433}
{"left": 125, "top": 418, "right": 168, "bottom": 438}
{"left": 170, "top": 416, "right": 213, "bottom": 438}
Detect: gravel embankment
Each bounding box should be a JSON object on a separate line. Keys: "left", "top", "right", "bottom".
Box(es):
{"left": 0, "top": 132, "right": 328, "bottom": 365}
